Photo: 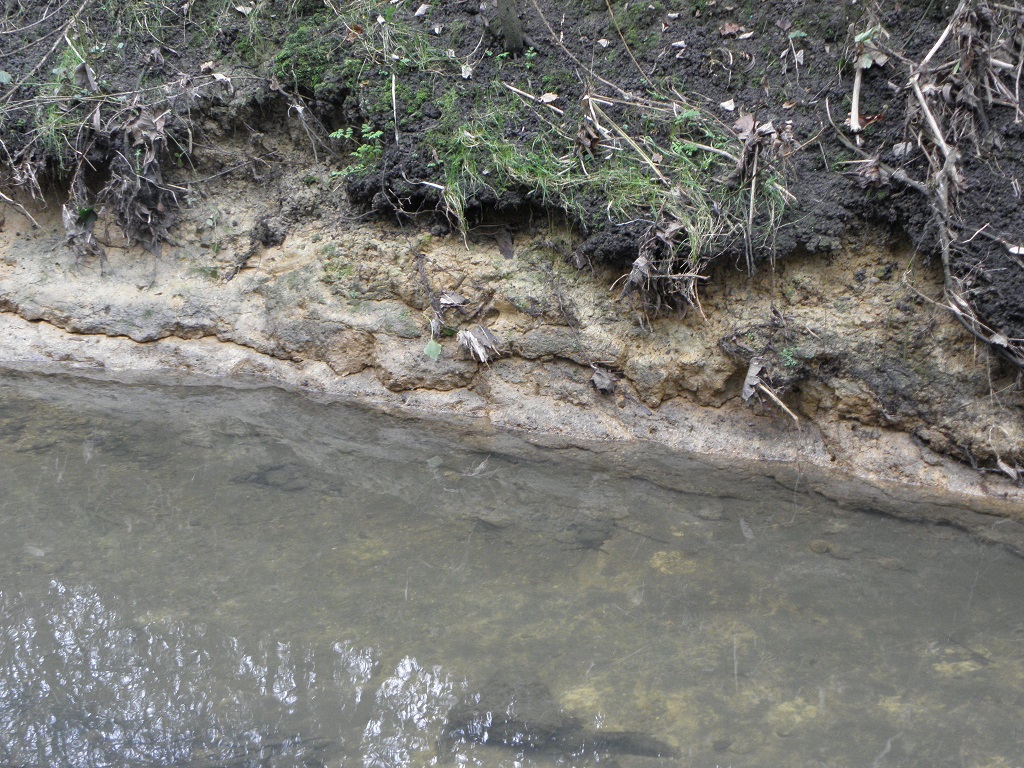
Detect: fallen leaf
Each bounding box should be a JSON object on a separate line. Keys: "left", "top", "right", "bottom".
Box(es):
{"left": 651, "top": 152, "right": 663, "bottom": 163}
{"left": 461, "top": 64, "right": 473, "bottom": 79}
{"left": 212, "top": 72, "right": 232, "bottom": 85}
{"left": 414, "top": 3, "right": 430, "bottom": 16}
{"left": 892, "top": 141, "right": 913, "bottom": 158}
{"left": 738, "top": 30, "right": 754, "bottom": 40}
{"left": 235, "top": 5, "right": 253, "bottom": 15}
{"left": 74, "top": 62, "right": 99, "bottom": 93}
{"left": 719, "top": 22, "right": 743, "bottom": 37}
{"left": 200, "top": 60, "right": 215, "bottom": 73}
{"left": 538, "top": 92, "right": 559, "bottom": 103}
{"left": 720, "top": 98, "right": 736, "bottom": 111}
{"left": 782, "top": 100, "right": 796, "bottom": 109}
{"left": 424, "top": 338, "right": 442, "bottom": 361}
{"left": 591, "top": 367, "right": 615, "bottom": 394}
{"left": 794, "top": 49, "right": 805, "bottom": 65}
{"left": 597, "top": 38, "right": 611, "bottom": 47}
{"left": 742, "top": 357, "right": 764, "bottom": 401}
{"left": 671, "top": 39, "right": 687, "bottom": 48}
{"left": 733, "top": 112, "right": 755, "bottom": 139}
{"left": 0, "top": 70, "right": 12, "bottom": 85}
{"left": 1006, "top": 244, "right": 1024, "bottom": 256}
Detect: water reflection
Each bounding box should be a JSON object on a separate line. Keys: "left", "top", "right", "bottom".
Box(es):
{"left": 0, "top": 582, "right": 368, "bottom": 766}
{"left": 2, "top": 372, "right": 1024, "bottom": 768}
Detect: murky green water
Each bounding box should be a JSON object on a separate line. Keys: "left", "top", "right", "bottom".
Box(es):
{"left": 1, "top": 371, "right": 1023, "bottom": 768}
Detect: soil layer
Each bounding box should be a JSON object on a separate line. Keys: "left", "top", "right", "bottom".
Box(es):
{"left": 1, "top": 0, "right": 1023, "bottom": 529}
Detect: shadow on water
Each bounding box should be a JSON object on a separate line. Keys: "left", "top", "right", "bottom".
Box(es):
{"left": 1, "top": 370, "right": 1024, "bottom": 767}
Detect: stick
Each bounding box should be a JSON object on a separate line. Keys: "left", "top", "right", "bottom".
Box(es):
{"left": 0, "top": 190, "right": 41, "bottom": 228}
{"left": 850, "top": 66, "right": 864, "bottom": 136}
{"left": 392, "top": 73, "right": 400, "bottom": 145}
{"left": 605, "top": 0, "right": 655, "bottom": 88}
{"left": 919, "top": 8, "right": 959, "bottom": 71}
{"left": 590, "top": 102, "right": 668, "bottom": 184}
{"left": 910, "top": 77, "right": 953, "bottom": 159}
{"left": 0, "top": 0, "right": 94, "bottom": 107}
{"left": 756, "top": 381, "right": 801, "bottom": 430}
{"left": 746, "top": 145, "right": 758, "bottom": 273}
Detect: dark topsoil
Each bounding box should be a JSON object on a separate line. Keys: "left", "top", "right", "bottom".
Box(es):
{"left": 1, "top": 0, "right": 1022, "bottom": 355}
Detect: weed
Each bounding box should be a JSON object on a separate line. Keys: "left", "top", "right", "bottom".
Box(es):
{"left": 330, "top": 123, "right": 384, "bottom": 176}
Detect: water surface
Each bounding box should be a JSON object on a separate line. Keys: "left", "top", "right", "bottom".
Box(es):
{"left": 1, "top": 371, "right": 1022, "bottom": 768}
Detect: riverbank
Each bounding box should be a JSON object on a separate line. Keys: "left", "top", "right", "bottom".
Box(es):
{"left": 2, "top": 191, "right": 1022, "bottom": 552}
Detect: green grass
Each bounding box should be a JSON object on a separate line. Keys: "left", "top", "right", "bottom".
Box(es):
{"left": 424, "top": 83, "right": 767, "bottom": 288}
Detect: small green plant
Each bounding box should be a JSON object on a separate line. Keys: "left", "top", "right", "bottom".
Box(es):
{"left": 330, "top": 122, "right": 385, "bottom": 176}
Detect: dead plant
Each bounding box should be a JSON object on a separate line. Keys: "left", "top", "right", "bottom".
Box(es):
{"left": 835, "top": 0, "right": 1024, "bottom": 370}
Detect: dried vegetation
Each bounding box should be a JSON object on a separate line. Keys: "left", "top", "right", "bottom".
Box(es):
{"left": 832, "top": 0, "right": 1024, "bottom": 371}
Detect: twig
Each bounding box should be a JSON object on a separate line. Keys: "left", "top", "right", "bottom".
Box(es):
{"left": 850, "top": 66, "right": 864, "bottom": 136}
{"left": 589, "top": 102, "right": 668, "bottom": 184}
{"left": 0, "top": 190, "right": 41, "bottom": 228}
{"left": 825, "top": 98, "right": 929, "bottom": 194}
{"left": 526, "top": 0, "right": 632, "bottom": 100}
{"left": 756, "top": 381, "right": 801, "bottom": 430}
{"left": 910, "top": 77, "right": 954, "bottom": 159}
{"left": 392, "top": 72, "right": 400, "bottom": 145}
{"left": 0, "top": 0, "right": 94, "bottom": 107}
{"left": 919, "top": 2, "right": 966, "bottom": 71}
{"left": 746, "top": 145, "right": 758, "bottom": 273}
{"left": 605, "top": 0, "right": 655, "bottom": 88}
{"left": 501, "top": 81, "right": 565, "bottom": 115}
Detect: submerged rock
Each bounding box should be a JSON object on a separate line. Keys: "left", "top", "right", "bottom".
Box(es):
{"left": 440, "top": 672, "right": 678, "bottom": 759}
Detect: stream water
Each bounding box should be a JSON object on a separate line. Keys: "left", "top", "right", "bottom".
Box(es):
{"left": 1, "top": 370, "right": 1022, "bottom": 768}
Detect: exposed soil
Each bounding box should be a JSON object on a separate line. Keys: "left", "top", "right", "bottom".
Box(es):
{"left": 1, "top": 0, "right": 1023, "bottom": 497}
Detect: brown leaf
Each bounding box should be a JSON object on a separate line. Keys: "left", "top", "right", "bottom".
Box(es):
{"left": 591, "top": 367, "right": 615, "bottom": 394}
{"left": 733, "top": 112, "right": 756, "bottom": 140}
{"left": 719, "top": 22, "right": 743, "bottom": 37}
{"left": 74, "top": 62, "right": 99, "bottom": 93}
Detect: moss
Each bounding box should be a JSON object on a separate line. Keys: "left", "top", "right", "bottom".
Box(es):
{"left": 273, "top": 14, "right": 348, "bottom": 94}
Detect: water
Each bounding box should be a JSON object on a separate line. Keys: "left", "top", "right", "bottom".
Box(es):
{"left": 1, "top": 370, "right": 1022, "bottom": 768}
